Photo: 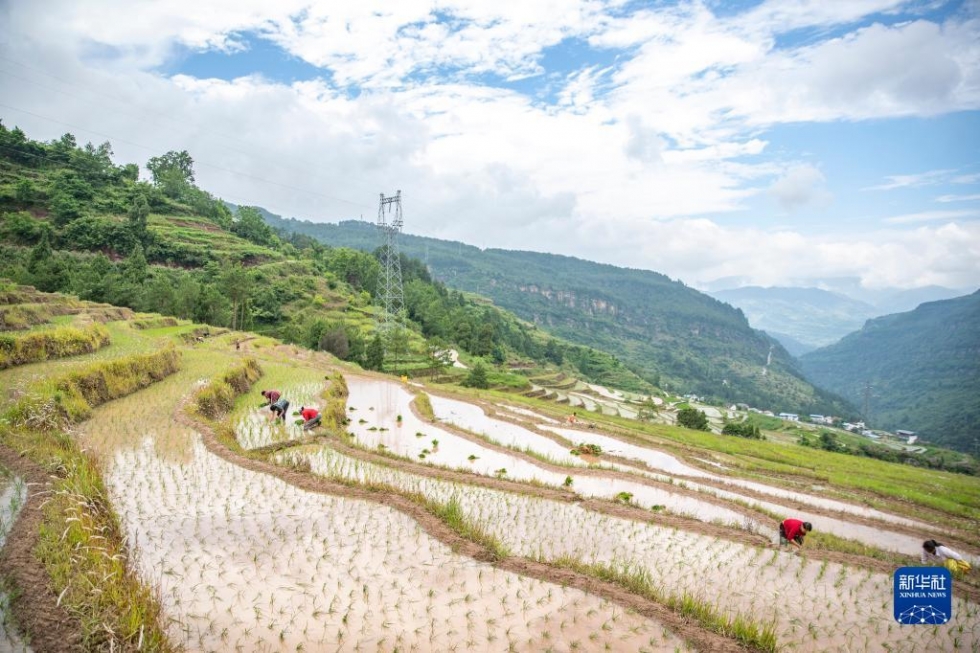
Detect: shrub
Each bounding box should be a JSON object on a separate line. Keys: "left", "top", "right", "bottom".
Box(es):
{"left": 677, "top": 407, "right": 709, "bottom": 431}
{"left": 722, "top": 421, "right": 764, "bottom": 439}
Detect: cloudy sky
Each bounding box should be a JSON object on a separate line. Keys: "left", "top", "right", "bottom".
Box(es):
{"left": 1, "top": 0, "right": 979, "bottom": 291}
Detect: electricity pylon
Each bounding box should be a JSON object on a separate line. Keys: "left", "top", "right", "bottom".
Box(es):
{"left": 376, "top": 191, "right": 405, "bottom": 360}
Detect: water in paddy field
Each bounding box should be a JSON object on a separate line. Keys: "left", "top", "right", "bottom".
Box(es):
{"left": 235, "top": 382, "right": 323, "bottom": 449}
{"left": 350, "top": 379, "right": 763, "bottom": 526}
{"left": 274, "top": 445, "right": 980, "bottom": 652}
{"left": 108, "top": 436, "right": 688, "bottom": 652}
{"left": 0, "top": 474, "right": 31, "bottom": 653}
{"left": 345, "top": 378, "right": 568, "bottom": 484}
{"left": 541, "top": 424, "right": 937, "bottom": 556}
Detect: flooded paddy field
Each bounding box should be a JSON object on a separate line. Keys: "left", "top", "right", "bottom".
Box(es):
{"left": 278, "top": 443, "right": 980, "bottom": 652}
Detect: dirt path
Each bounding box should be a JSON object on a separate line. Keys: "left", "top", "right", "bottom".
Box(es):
{"left": 0, "top": 446, "right": 84, "bottom": 653}
{"left": 178, "top": 402, "right": 755, "bottom": 653}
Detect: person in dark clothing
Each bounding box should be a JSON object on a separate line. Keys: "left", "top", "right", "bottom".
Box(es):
{"left": 270, "top": 398, "right": 290, "bottom": 421}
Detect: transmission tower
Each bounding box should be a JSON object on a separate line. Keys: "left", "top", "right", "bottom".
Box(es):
{"left": 376, "top": 191, "right": 405, "bottom": 358}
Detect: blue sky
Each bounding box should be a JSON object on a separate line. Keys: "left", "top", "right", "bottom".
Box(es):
{"left": 1, "top": 0, "right": 978, "bottom": 290}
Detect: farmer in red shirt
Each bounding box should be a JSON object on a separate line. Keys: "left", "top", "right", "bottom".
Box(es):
{"left": 300, "top": 406, "right": 322, "bottom": 431}
{"left": 779, "top": 518, "right": 812, "bottom": 551}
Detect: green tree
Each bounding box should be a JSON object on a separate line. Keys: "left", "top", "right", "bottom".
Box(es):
{"left": 14, "top": 179, "right": 33, "bottom": 204}
{"left": 147, "top": 150, "right": 194, "bottom": 198}
{"left": 128, "top": 192, "right": 149, "bottom": 244}
{"left": 124, "top": 242, "right": 148, "bottom": 284}
{"left": 27, "top": 230, "right": 53, "bottom": 273}
{"left": 220, "top": 263, "right": 252, "bottom": 330}
{"left": 231, "top": 206, "right": 276, "bottom": 247}
{"left": 365, "top": 333, "right": 384, "bottom": 371}
{"left": 463, "top": 362, "right": 490, "bottom": 389}
{"left": 676, "top": 407, "right": 709, "bottom": 431}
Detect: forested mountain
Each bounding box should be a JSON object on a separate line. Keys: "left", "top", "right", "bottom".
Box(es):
{"left": 800, "top": 291, "right": 980, "bottom": 454}
{"left": 0, "top": 123, "right": 650, "bottom": 392}
{"left": 709, "top": 286, "right": 878, "bottom": 352}
{"left": 262, "top": 214, "right": 852, "bottom": 415}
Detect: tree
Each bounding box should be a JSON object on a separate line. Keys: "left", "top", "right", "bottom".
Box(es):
{"left": 676, "top": 407, "right": 709, "bottom": 431}
{"left": 220, "top": 263, "right": 252, "bottom": 330}
{"left": 463, "top": 362, "right": 490, "bottom": 389}
{"left": 123, "top": 242, "right": 148, "bottom": 284}
{"left": 365, "top": 334, "right": 384, "bottom": 371}
{"left": 231, "top": 206, "right": 276, "bottom": 247}
{"left": 27, "top": 231, "right": 53, "bottom": 274}
{"left": 319, "top": 325, "right": 350, "bottom": 360}
{"left": 147, "top": 150, "right": 194, "bottom": 198}
{"left": 128, "top": 193, "right": 149, "bottom": 244}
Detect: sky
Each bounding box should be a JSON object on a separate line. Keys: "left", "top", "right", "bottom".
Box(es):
{"left": 1, "top": 0, "right": 979, "bottom": 292}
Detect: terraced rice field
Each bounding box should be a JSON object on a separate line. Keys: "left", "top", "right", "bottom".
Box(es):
{"left": 1, "top": 289, "right": 977, "bottom": 652}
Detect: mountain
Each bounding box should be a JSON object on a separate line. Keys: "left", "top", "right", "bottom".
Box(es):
{"left": 800, "top": 291, "right": 980, "bottom": 453}
{"left": 262, "top": 215, "right": 852, "bottom": 414}
{"left": 0, "top": 124, "right": 656, "bottom": 394}
{"left": 709, "top": 286, "right": 877, "bottom": 351}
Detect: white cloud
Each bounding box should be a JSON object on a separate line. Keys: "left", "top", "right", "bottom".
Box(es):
{"left": 936, "top": 193, "right": 980, "bottom": 202}
{"left": 882, "top": 209, "right": 978, "bottom": 224}
{"left": 865, "top": 169, "right": 955, "bottom": 190}
{"left": 0, "top": 0, "right": 978, "bottom": 292}
{"left": 768, "top": 164, "right": 832, "bottom": 211}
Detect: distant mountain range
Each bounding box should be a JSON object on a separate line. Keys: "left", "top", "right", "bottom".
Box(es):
{"left": 262, "top": 213, "right": 852, "bottom": 415}
{"left": 708, "top": 285, "right": 974, "bottom": 354}
{"left": 800, "top": 291, "right": 980, "bottom": 454}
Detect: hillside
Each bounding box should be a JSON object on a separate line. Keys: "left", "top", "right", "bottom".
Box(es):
{"left": 0, "top": 123, "right": 652, "bottom": 394}
{"left": 800, "top": 291, "right": 980, "bottom": 453}
{"left": 262, "top": 214, "right": 853, "bottom": 414}
{"left": 1, "top": 282, "right": 979, "bottom": 652}
{"left": 708, "top": 286, "right": 877, "bottom": 352}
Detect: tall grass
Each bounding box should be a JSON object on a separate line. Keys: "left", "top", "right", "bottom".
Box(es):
{"left": 194, "top": 357, "right": 263, "bottom": 419}
{"left": 0, "top": 323, "right": 111, "bottom": 369}
{"left": 414, "top": 392, "right": 435, "bottom": 421}
{"left": 0, "top": 347, "right": 182, "bottom": 650}
{"left": 7, "top": 347, "right": 181, "bottom": 430}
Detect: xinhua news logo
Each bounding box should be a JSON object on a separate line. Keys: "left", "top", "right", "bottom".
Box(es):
{"left": 894, "top": 567, "right": 952, "bottom": 625}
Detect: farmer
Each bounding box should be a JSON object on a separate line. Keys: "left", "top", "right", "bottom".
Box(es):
{"left": 269, "top": 397, "right": 290, "bottom": 422}
{"left": 779, "top": 518, "right": 812, "bottom": 551}
{"left": 260, "top": 389, "right": 281, "bottom": 405}
{"left": 300, "top": 406, "right": 322, "bottom": 430}
{"left": 922, "top": 540, "right": 972, "bottom": 576}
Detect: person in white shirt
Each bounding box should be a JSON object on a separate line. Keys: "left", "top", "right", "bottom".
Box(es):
{"left": 922, "top": 539, "right": 971, "bottom": 576}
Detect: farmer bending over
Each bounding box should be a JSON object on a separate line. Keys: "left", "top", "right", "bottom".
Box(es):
{"left": 779, "top": 518, "right": 812, "bottom": 552}
{"left": 270, "top": 397, "right": 290, "bottom": 422}
{"left": 300, "top": 406, "right": 322, "bottom": 430}
{"left": 261, "top": 389, "right": 281, "bottom": 405}
{"left": 922, "top": 540, "right": 972, "bottom": 577}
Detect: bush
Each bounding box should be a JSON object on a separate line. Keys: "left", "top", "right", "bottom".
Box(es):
{"left": 722, "top": 421, "right": 763, "bottom": 439}
{"left": 676, "top": 407, "right": 709, "bottom": 431}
